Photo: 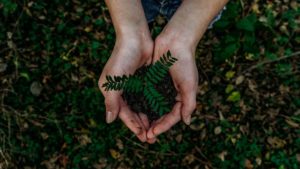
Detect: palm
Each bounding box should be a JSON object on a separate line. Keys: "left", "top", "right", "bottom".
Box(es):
{"left": 147, "top": 44, "right": 198, "bottom": 140}
{"left": 99, "top": 39, "right": 153, "bottom": 142}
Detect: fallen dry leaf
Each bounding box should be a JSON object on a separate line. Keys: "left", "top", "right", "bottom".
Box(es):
{"left": 116, "top": 139, "right": 124, "bottom": 150}
{"left": 182, "top": 154, "right": 195, "bottom": 165}
{"left": 285, "top": 119, "right": 299, "bottom": 128}
{"left": 267, "top": 137, "right": 286, "bottom": 149}
{"left": 109, "top": 149, "right": 121, "bottom": 159}
{"left": 245, "top": 159, "right": 254, "bottom": 169}
{"left": 214, "top": 126, "right": 222, "bottom": 135}
{"left": 235, "top": 75, "right": 245, "bottom": 85}
{"left": 175, "top": 134, "right": 183, "bottom": 143}
{"left": 218, "top": 151, "right": 227, "bottom": 161}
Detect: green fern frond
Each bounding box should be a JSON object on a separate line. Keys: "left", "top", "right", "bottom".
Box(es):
{"left": 102, "top": 51, "right": 177, "bottom": 116}
{"left": 143, "top": 82, "right": 170, "bottom": 116}
{"left": 144, "top": 51, "right": 177, "bottom": 84}
{"left": 102, "top": 75, "right": 143, "bottom": 93}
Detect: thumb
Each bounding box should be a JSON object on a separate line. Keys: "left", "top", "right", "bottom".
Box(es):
{"left": 104, "top": 92, "right": 121, "bottom": 123}
{"left": 181, "top": 92, "right": 197, "bottom": 125}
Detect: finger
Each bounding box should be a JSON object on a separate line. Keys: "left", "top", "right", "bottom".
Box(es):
{"left": 145, "top": 57, "right": 153, "bottom": 66}
{"left": 147, "top": 102, "right": 182, "bottom": 139}
{"left": 181, "top": 88, "right": 197, "bottom": 125}
{"left": 133, "top": 113, "right": 148, "bottom": 142}
{"left": 175, "top": 93, "right": 182, "bottom": 102}
{"left": 138, "top": 113, "right": 156, "bottom": 143}
{"left": 138, "top": 113, "right": 150, "bottom": 129}
{"left": 152, "top": 36, "right": 167, "bottom": 63}
{"left": 103, "top": 92, "right": 121, "bottom": 123}
{"left": 119, "top": 106, "right": 147, "bottom": 142}
{"left": 147, "top": 137, "right": 157, "bottom": 144}
{"left": 149, "top": 115, "right": 164, "bottom": 127}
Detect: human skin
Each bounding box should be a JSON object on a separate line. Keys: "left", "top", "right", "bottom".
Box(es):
{"left": 99, "top": 0, "right": 228, "bottom": 143}
{"left": 99, "top": 0, "right": 154, "bottom": 142}
{"left": 146, "top": 0, "right": 229, "bottom": 141}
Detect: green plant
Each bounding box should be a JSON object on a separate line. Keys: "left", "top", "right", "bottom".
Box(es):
{"left": 102, "top": 51, "right": 177, "bottom": 116}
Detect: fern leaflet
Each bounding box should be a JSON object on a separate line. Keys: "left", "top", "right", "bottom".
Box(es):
{"left": 143, "top": 82, "right": 170, "bottom": 115}
{"left": 102, "top": 75, "right": 143, "bottom": 93}
{"left": 144, "top": 51, "right": 177, "bottom": 84}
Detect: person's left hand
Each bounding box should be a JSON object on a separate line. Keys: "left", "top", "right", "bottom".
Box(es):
{"left": 146, "top": 31, "right": 199, "bottom": 141}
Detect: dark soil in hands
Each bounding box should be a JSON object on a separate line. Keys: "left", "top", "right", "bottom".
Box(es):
{"left": 122, "top": 67, "right": 177, "bottom": 121}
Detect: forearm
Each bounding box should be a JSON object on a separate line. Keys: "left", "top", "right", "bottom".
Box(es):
{"left": 162, "top": 0, "right": 229, "bottom": 48}
{"left": 104, "top": 0, "right": 149, "bottom": 38}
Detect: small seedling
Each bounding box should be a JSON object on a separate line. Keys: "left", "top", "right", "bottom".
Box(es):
{"left": 102, "top": 51, "right": 177, "bottom": 119}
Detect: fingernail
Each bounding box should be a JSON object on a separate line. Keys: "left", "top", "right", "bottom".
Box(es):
{"left": 147, "top": 129, "right": 156, "bottom": 139}
{"left": 148, "top": 138, "right": 157, "bottom": 144}
{"left": 137, "top": 130, "right": 146, "bottom": 142}
{"left": 185, "top": 116, "right": 191, "bottom": 125}
{"left": 106, "top": 111, "right": 114, "bottom": 123}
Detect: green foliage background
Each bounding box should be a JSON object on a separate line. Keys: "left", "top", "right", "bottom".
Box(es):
{"left": 0, "top": 0, "right": 299, "bottom": 168}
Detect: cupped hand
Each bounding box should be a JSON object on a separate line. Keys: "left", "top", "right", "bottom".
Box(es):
{"left": 146, "top": 33, "right": 199, "bottom": 141}
{"left": 98, "top": 34, "right": 154, "bottom": 142}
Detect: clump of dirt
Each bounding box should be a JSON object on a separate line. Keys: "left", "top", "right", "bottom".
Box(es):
{"left": 122, "top": 67, "right": 177, "bottom": 121}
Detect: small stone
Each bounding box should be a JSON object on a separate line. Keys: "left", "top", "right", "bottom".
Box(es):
{"left": 30, "top": 81, "right": 43, "bottom": 96}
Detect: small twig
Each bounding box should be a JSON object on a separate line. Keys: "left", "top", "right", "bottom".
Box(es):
{"left": 122, "top": 136, "right": 178, "bottom": 156}
{"left": 126, "top": 146, "right": 177, "bottom": 156}
{"left": 194, "top": 146, "right": 213, "bottom": 168}
{"left": 122, "top": 136, "right": 149, "bottom": 150}
{"left": 279, "top": 114, "right": 300, "bottom": 122}
{"left": 279, "top": 70, "right": 300, "bottom": 76}
{"left": 0, "top": 130, "right": 7, "bottom": 151}
{"left": 11, "top": 1, "right": 25, "bottom": 36}
{"left": 193, "top": 157, "right": 214, "bottom": 169}
{"left": 195, "top": 146, "right": 208, "bottom": 160}
{"left": 241, "top": 51, "right": 300, "bottom": 74}
{"left": 0, "top": 148, "right": 8, "bottom": 167}
{"left": 1, "top": 105, "right": 26, "bottom": 118}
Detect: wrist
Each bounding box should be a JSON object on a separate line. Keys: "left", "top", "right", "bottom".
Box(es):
{"left": 117, "top": 27, "right": 150, "bottom": 42}
{"left": 158, "top": 26, "right": 199, "bottom": 53}
{"left": 159, "top": 0, "right": 228, "bottom": 50}
{"left": 116, "top": 29, "right": 154, "bottom": 62}
{"left": 105, "top": 0, "right": 151, "bottom": 41}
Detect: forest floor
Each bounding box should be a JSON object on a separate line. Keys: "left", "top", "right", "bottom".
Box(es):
{"left": 0, "top": 0, "right": 300, "bottom": 168}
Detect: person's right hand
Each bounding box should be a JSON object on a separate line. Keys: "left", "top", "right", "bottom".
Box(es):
{"left": 98, "top": 33, "right": 154, "bottom": 142}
